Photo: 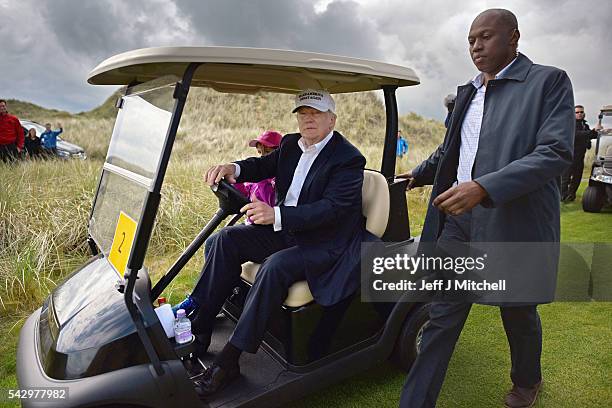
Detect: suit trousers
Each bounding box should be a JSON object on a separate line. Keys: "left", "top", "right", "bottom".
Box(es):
{"left": 561, "top": 146, "right": 587, "bottom": 198}
{"left": 400, "top": 212, "right": 542, "bottom": 408}
{"left": 190, "top": 224, "right": 306, "bottom": 353}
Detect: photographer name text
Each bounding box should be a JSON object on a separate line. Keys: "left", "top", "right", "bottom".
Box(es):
{"left": 373, "top": 279, "right": 507, "bottom": 292}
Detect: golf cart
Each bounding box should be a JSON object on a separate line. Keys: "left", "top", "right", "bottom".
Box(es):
{"left": 582, "top": 105, "right": 612, "bottom": 212}
{"left": 16, "top": 47, "right": 429, "bottom": 407}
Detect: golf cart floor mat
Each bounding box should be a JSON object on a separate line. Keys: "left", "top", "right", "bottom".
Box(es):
{"left": 190, "top": 316, "right": 301, "bottom": 408}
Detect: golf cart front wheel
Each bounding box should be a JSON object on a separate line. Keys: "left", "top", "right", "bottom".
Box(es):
{"left": 391, "top": 303, "right": 431, "bottom": 372}
{"left": 582, "top": 185, "right": 605, "bottom": 212}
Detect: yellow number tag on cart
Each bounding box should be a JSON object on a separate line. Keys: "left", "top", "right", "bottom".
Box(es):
{"left": 108, "top": 211, "right": 138, "bottom": 276}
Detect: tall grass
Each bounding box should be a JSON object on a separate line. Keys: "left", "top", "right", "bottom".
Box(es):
{"left": 0, "top": 88, "right": 444, "bottom": 321}
{"left": 0, "top": 160, "right": 99, "bottom": 316}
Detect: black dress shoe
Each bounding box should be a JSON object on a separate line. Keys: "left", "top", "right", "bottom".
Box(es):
{"left": 194, "top": 364, "right": 240, "bottom": 397}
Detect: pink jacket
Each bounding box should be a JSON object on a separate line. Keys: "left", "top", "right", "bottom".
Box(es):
{"left": 234, "top": 178, "right": 276, "bottom": 224}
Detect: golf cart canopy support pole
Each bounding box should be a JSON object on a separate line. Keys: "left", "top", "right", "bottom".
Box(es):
{"left": 151, "top": 208, "right": 230, "bottom": 301}
{"left": 381, "top": 86, "right": 399, "bottom": 179}
{"left": 123, "top": 62, "right": 199, "bottom": 376}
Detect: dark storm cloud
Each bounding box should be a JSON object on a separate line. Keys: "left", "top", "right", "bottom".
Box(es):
{"left": 38, "top": 0, "right": 193, "bottom": 58}
{"left": 0, "top": 0, "right": 192, "bottom": 112}
{"left": 1, "top": 0, "right": 381, "bottom": 113}
{"left": 40, "top": 1, "right": 127, "bottom": 57}
{"left": 361, "top": 0, "right": 612, "bottom": 120}
{"left": 174, "top": 0, "right": 382, "bottom": 58}
{"left": 1, "top": 0, "right": 610, "bottom": 122}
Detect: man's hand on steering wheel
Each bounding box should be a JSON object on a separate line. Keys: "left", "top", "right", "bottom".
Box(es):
{"left": 205, "top": 163, "right": 237, "bottom": 186}
{"left": 240, "top": 197, "right": 275, "bottom": 225}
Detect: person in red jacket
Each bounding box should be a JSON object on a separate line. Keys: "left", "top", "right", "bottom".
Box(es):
{"left": 0, "top": 99, "right": 24, "bottom": 162}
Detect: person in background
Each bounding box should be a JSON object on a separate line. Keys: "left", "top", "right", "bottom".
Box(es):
{"left": 396, "top": 130, "right": 409, "bottom": 158}
{"left": 0, "top": 99, "right": 24, "bottom": 162}
{"left": 24, "top": 128, "right": 43, "bottom": 159}
{"left": 560, "top": 105, "right": 602, "bottom": 201}
{"left": 234, "top": 130, "right": 282, "bottom": 222}
{"left": 41, "top": 122, "right": 63, "bottom": 156}
{"left": 443, "top": 94, "right": 456, "bottom": 128}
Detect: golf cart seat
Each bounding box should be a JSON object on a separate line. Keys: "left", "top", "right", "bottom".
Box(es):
{"left": 240, "top": 169, "right": 390, "bottom": 307}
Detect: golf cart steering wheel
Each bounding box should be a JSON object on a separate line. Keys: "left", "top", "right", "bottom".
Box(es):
{"left": 211, "top": 179, "right": 251, "bottom": 215}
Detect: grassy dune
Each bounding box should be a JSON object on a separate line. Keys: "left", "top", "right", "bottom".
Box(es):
{"left": 5, "top": 99, "right": 73, "bottom": 121}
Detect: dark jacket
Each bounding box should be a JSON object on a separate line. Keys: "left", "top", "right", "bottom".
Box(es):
{"left": 413, "top": 54, "right": 574, "bottom": 305}
{"left": 24, "top": 136, "right": 42, "bottom": 156}
{"left": 444, "top": 104, "right": 455, "bottom": 128}
{"left": 413, "top": 53, "right": 574, "bottom": 244}
{"left": 235, "top": 131, "right": 373, "bottom": 306}
{"left": 575, "top": 119, "right": 597, "bottom": 151}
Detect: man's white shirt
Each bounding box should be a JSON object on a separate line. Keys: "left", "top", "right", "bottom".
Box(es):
{"left": 456, "top": 57, "right": 517, "bottom": 184}
{"left": 233, "top": 130, "right": 335, "bottom": 231}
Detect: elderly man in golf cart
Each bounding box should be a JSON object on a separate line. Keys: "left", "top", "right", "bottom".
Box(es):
{"left": 188, "top": 89, "right": 374, "bottom": 395}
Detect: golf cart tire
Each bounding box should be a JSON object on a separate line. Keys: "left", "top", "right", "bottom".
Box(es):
{"left": 390, "top": 302, "right": 431, "bottom": 372}
{"left": 582, "top": 185, "right": 605, "bottom": 213}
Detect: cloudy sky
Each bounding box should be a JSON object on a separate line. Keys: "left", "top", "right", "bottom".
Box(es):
{"left": 1, "top": 0, "right": 610, "bottom": 122}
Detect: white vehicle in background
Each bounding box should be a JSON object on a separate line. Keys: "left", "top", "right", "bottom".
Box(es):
{"left": 20, "top": 120, "right": 87, "bottom": 160}
{"left": 582, "top": 105, "right": 612, "bottom": 212}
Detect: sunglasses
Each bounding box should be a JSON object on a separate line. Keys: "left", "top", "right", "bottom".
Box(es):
{"left": 575, "top": 111, "right": 584, "bottom": 114}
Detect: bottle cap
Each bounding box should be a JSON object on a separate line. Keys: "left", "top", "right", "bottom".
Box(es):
{"left": 157, "top": 297, "right": 167, "bottom": 305}
{"left": 176, "top": 309, "right": 186, "bottom": 318}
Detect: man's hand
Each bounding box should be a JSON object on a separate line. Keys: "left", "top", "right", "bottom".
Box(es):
{"left": 397, "top": 170, "right": 417, "bottom": 190}
{"left": 594, "top": 123, "right": 603, "bottom": 131}
{"left": 205, "top": 163, "right": 236, "bottom": 186}
{"left": 433, "top": 181, "right": 488, "bottom": 216}
{"left": 240, "top": 198, "right": 275, "bottom": 225}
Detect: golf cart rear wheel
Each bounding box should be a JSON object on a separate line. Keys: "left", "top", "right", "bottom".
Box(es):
{"left": 391, "top": 303, "right": 431, "bottom": 372}
{"left": 582, "top": 185, "right": 605, "bottom": 212}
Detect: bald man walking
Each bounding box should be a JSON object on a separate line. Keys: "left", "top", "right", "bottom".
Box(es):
{"left": 399, "top": 9, "right": 574, "bottom": 408}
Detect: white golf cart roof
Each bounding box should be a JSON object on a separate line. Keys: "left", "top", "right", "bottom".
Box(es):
{"left": 88, "top": 46, "right": 419, "bottom": 93}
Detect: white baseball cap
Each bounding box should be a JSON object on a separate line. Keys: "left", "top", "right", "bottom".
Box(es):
{"left": 292, "top": 89, "right": 335, "bottom": 114}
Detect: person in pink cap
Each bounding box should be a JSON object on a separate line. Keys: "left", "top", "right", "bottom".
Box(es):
{"left": 233, "top": 130, "right": 282, "bottom": 223}
{"left": 172, "top": 130, "right": 283, "bottom": 317}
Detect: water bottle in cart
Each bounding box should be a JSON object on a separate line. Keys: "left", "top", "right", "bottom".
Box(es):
{"left": 174, "top": 309, "right": 192, "bottom": 344}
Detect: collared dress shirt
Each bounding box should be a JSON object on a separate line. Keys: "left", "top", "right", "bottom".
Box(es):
{"left": 457, "top": 57, "right": 517, "bottom": 184}
{"left": 233, "top": 130, "right": 335, "bottom": 231}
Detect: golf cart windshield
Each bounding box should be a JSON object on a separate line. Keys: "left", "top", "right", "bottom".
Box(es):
{"left": 89, "top": 76, "right": 178, "bottom": 274}
{"left": 600, "top": 111, "right": 612, "bottom": 134}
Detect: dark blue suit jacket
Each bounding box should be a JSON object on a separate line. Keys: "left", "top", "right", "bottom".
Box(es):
{"left": 235, "top": 131, "right": 371, "bottom": 306}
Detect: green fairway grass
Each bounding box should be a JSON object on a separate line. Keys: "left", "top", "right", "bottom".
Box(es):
{"left": 561, "top": 183, "right": 612, "bottom": 242}
{"left": 287, "top": 183, "right": 612, "bottom": 407}
{"left": 287, "top": 302, "right": 612, "bottom": 408}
